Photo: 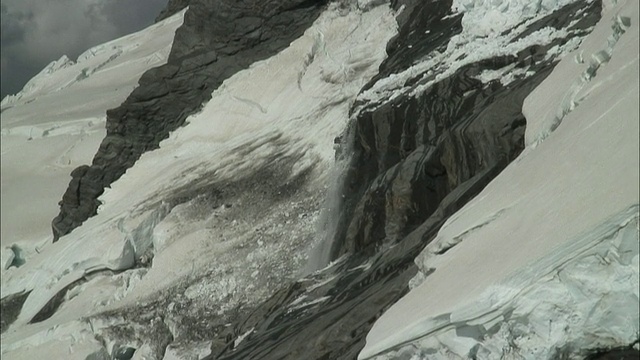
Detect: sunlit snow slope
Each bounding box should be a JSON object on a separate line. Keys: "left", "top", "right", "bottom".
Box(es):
{"left": 360, "top": 1, "right": 639, "bottom": 359}
{"left": 1, "top": 3, "right": 397, "bottom": 360}
{"left": 0, "top": 10, "right": 185, "bottom": 262}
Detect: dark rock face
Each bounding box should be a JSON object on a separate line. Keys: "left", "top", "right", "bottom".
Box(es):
{"left": 199, "top": 1, "right": 602, "bottom": 359}
{"left": 113, "top": 346, "right": 137, "bottom": 360}
{"left": 366, "top": 0, "right": 463, "bottom": 89}
{"left": 48, "top": 0, "right": 609, "bottom": 358}
{"left": 330, "top": 0, "right": 602, "bottom": 258}
{"left": 52, "top": 0, "right": 328, "bottom": 241}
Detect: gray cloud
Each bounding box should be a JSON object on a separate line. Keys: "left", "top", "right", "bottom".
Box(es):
{"left": 1, "top": 0, "right": 169, "bottom": 99}
{"left": 1, "top": 4, "right": 34, "bottom": 46}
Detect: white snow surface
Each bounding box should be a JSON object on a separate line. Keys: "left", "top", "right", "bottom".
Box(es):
{"left": 1, "top": 3, "right": 398, "bottom": 359}
{"left": 452, "top": 0, "right": 577, "bottom": 37}
{"left": 359, "top": 1, "right": 639, "bottom": 359}
{"left": 0, "top": 10, "right": 185, "bottom": 263}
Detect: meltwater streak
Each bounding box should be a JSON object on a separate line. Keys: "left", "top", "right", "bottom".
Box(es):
{"left": 303, "top": 124, "right": 356, "bottom": 275}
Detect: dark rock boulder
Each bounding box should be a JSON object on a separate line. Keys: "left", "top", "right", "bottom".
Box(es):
{"left": 52, "top": 0, "right": 328, "bottom": 241}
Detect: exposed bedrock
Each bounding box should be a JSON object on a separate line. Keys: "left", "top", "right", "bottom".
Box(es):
{"left": 584, "top": 344, "right": 640, "bottom": 360}
{"left": 52, "top": 0, "right": 328, "bottom": 241}
{"left": 0, "top": 291, "right": 31, "bottom": 334}
{"left": 200, "top": 1, "right": 603, "bottom": 359}
{"left": 206, "top": 166, "right": 505, "bottom": 359}
{"left": 330, "top": 0, "right": 602, "bottom": 258}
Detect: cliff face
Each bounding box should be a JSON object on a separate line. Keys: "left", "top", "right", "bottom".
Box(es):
{"left": 155, "top": 0, "right": 190, "bottom": 22}
{"left": 52, "top": 0, "right": 328, "bottom": 241}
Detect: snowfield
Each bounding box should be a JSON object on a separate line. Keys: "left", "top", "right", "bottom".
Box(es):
{"left": 359, "top": 0, "right": 639, "bottom": 358}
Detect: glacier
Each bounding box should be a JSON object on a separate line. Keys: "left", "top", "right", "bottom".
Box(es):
{"left": 1, "top": 0, "right": 638, "bottom": 359}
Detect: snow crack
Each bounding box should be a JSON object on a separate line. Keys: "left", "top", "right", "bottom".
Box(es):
{"left": 531, "top": 12, "right": 631, "bottom": 146}
{"left": 298, "top": 32, "right": 324, "bottom": 91}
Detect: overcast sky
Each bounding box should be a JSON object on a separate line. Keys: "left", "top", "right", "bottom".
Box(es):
{"left": 1, "top": 0, "right": 169, "bottom": 99}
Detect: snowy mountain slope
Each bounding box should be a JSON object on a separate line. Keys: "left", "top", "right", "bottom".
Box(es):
{"left": 328, "top": 0, "right": 604, "bottom": 260}
{"left": 0, "top": 9, "right": 185, "bottom": 273}
{"left": 0, "top": 0, "right": 637, "bottom": 359}
{"left": 360, "top": 1, "right": 639, "bottom": 358}
{"left": 0, "top": 10, "right": 185, "bottom": 126}
{"left": 1, "top": 3, "right": 398, "bottom": 359}
{"left": 49, "top": 0, "right": 332, "bottom": 243}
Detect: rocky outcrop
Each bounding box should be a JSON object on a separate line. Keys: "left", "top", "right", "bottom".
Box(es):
{"left": 329, "top": 0, "right": 601, "bottom": 258}
{"left": 52, "top": 0, "right": 328, "bottom": 241}
{"left": 199, "top": 1, "right": 603, "bottom": 359}
{"left": 585, "top": 345, "right": 640, "bottom": 360}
